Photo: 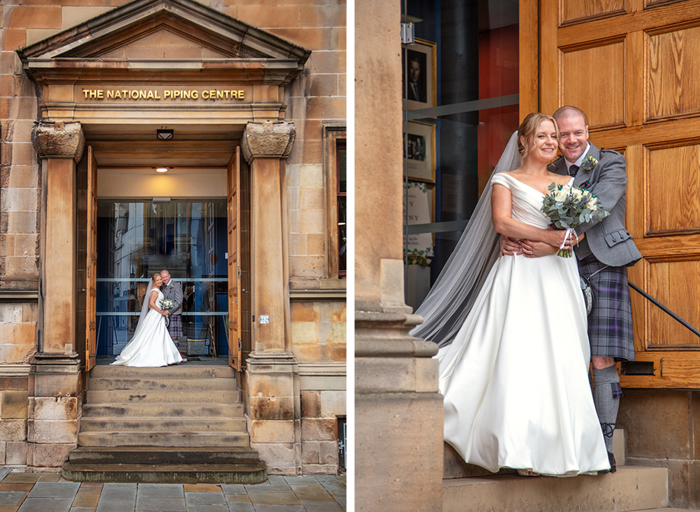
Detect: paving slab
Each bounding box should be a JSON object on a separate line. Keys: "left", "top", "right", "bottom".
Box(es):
{"left": 2, "top": 475, "right": 38, "bottom": 484}
{"left": 184, "top": 492, "right": 225, "bottom": 506}
{"left": 137, "top": 484, "right": 184, "bottom": 498}
{"left": 134, "top": 496, "right": 185, "bottom": 512}
{"left": 184, "top": 505, "right": 228, "bottom": 512}
{"left": 27, "top": 482, "right": 80, "bottom": 499}
{"left": 299, "top": 501, "right": 343, "bottom": 512}
{"left": 18, "top": 497, "right": 73, "bottom": 512}
{"left": 96, "top": 500, "right": 136, "bottom": 512}
{"left": 183, "top": 485, "right": 220, "bottom": 493}
{"left": 99, "top": 483, "right": 137, "bottom": 503}
{"left": 0, "top": 492, "right": 26, "bottom": 506}
{"left": 220, "top": 485, "right": 246, "bottom": 496}
{"left": 251, "top": 506, "right": 305, "bottom": 512}
{"left": 248, "top": 491, "right": 301, "bottom": 506}
{"left": 283, "top": 477, "right": 318, "bottom": 486}
{"left": 37, "top": 474, "right": 61, "bottom": 483}
{"left": 288, "top": 485, "right": 334, "bottom": 502}
{"left": 225, "top": 504, "right": 254, "bottom": 512}
{"left": 73, "top": 492, "right": 100, "bottom": 507}
{"left": 71, "top": 508, "right": 97, "bottom": 512}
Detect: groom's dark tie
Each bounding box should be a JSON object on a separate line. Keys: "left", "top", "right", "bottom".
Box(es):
{"left": 569, "top": 164, "right": 579, "bottom": 177}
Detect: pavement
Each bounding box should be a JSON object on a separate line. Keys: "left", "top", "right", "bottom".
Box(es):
{"left": 0, "top": 469, "right": 346, "bottom": 512}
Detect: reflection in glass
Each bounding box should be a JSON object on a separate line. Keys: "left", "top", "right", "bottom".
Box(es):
{"left": 96, "top": 201, "right": 228, "bottom": 358}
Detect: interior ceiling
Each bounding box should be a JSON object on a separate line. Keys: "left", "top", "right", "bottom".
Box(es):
{"left": 84, "top": 123, "right": 243, "bottom": 167}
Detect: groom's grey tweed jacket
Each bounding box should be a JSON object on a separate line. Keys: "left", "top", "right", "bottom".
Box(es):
{"left": 161, "top": 280, "right": 183, "bottom": 317}
{"left": 548, "top": 143, "right": 642, "bottom": 268}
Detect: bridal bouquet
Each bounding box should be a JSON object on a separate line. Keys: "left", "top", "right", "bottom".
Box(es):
{"left": 160, "top": 298, "right": 174, "bottom": 310}
{"left": 541, "top": 182, "right": 609, "bottom": 257}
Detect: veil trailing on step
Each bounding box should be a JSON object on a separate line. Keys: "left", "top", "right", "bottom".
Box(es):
{"left": 410, "top": 132, "right": 522, "bottom": 348}
{"left": 133, "top": 280, "right": 154, "bottom": 339}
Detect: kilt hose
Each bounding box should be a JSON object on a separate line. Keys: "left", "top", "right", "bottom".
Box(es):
{"left": 578, "top": 254, "right": 636, "bottom": 362}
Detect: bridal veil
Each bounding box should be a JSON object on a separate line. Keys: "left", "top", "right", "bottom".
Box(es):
{"left": 410, "top": 132, "right": 521, "bottom": 347}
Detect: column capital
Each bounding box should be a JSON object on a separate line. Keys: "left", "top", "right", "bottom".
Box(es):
{"left": 31, "top": 121, "right": 85, "bottom": 163}
{"left": 241, "top": 120, "right": 296, "bottom": 163}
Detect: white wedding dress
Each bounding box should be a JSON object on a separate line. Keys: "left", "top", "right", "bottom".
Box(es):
{"left": 438, "top": 172, "right": 610, "bottom": 476}
{"left": 111, "top": 289, "right": 183, "bottom": 367}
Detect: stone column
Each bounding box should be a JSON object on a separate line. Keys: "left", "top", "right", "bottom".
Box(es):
{"left": 27, "top": 121, "right": 85, "bottom": 469}
{"left": 241, "top": 120, "right": 301, "bottom": 474}
{"left": 355, "top": 1, "right": 444, "bottom": 510}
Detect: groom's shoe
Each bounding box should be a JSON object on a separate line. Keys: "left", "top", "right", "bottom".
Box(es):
{"left": 598, "top": 452, "right": 616, "bottom": 475}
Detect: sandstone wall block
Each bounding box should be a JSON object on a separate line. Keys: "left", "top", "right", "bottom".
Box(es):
{"left": 6, "top": 441, "right": 27, "bottom": 465}
{"left": 0, "top": 390, "right": 28, "bottom": 419}
{"left": 0, "top": 419, "right": 26, "bottom": 441}
{"left": 27, "top": 419, "right": 78, "bottom": 444}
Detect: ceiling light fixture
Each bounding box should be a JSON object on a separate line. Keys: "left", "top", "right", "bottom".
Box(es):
{"left": 156, "top": 167, "right": 169, "bottom": 173}
{"left": 156, "top": 129, "right": 173, "bottom": 141}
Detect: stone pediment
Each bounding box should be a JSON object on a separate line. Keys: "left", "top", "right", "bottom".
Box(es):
{"left": 18, "top": 0, "right": 310, "bottom": 85}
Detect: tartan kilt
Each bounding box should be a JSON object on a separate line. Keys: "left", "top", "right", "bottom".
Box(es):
{"left": 167, "top": 314, "right": 183, "bottom": 339}
{"left": 578, "top": 254, "right": 635, "bottom": 362}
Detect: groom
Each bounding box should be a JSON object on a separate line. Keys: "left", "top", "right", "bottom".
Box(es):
{"left": 503, "top": 106, "right": 642, "bottom": 472}
{"left": 160, "top": 270, "right": 186, "bottom": 360}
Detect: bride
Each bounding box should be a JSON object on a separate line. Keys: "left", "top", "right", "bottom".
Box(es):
{"left": 111, "top": 272, "right": 183, "bottom": 367}
{"left": 412, "top": 113, "right": 610, "bottom": 476}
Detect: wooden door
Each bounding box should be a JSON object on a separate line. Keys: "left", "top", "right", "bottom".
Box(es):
{"left": 86, "top": 147, "right": 97, "bottom": 372}
{"left": 227, "top": 148, "right": 243, "bottom": 370}
{"left": 522, "top": 0, "right": 700, "bottom": 387}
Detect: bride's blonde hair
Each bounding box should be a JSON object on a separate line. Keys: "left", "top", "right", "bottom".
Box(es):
{"left": 517, "top": 113, "right": 559, "bottom": 159}
{"left": 151, "top": 272, "right": 162, "bottom": 284}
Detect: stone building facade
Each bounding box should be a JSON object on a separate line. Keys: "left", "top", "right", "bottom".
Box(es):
{"left": 0, "top": 0, "right": 346, "bottom": 475}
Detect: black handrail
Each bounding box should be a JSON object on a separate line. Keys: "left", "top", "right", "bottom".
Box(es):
{"left": 629, "top": 282, "right": 700, "bottom": 338}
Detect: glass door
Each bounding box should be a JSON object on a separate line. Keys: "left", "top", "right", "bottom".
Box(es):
{"left": 96, "top": 200, "right": 228, "bottom": 358}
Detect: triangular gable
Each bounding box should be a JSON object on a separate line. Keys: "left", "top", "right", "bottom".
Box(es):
{"left": 18, "top": 0, "right": 310, "bottom": 85}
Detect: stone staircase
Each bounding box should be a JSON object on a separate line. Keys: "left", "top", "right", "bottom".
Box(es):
{"left": 442, "top": 429, "right": 672, "bottom": 512}
{"left": 62, "top": 363, "right": 266, "bottom": 484}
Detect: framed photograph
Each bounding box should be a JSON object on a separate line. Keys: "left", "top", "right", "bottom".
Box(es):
{"left": 404, "top": 121, "right": 436, "bottom": 183}
{"left": 402, "top": 38, "right": 437, "bottom": 110}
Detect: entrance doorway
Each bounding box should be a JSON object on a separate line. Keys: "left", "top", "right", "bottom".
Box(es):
{"left": 95, "top": 199, "right": 229, "bottom": 358}
{"left": 77, "top": 145, "right": 252, "bottom": 371}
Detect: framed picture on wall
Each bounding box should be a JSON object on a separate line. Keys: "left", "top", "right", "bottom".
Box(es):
{"left": 402, "top": 38, "right": 437, "bottom": 110}
{"left": 404, "top": 121, "right": 436, "bottom": 183}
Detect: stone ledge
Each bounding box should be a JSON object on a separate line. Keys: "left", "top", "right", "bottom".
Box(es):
{"left": 0, "top": 291, "right": 39, "bottom": 303}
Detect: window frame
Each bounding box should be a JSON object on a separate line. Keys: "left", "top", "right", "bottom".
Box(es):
{"left": 323, "top": 125, "right": 347, "bottom": 279}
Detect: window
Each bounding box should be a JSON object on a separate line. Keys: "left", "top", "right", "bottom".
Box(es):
{"left": 324, "top": 125, "right": 347, "bottom": 279}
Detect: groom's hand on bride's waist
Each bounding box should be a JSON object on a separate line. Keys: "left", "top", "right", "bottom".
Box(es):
{"left": 500, "top": 236, "right": 523, "bottom": 256}
{"left": 521, "top": 240, "right": 558, "bottom": 258}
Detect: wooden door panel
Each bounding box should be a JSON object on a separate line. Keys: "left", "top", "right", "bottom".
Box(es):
{"left": 561, "top": 40, "right": 626, "bottom": 129}
{"left": 227, "top": 148, "right": 242, "bottom": 371}
{"left": 648, "top": 143, "right": 700, "bottom": 234}
{"left": 528, "top": 0, "right": 700, "bottom": 388}
{"left": 86, "top": 147, "right": 97, "bottom": 372}
{"left": 647, "top": 259, "right": 700, "bottom": 347}
{"left": 649, "top": 25, "right": 700, "bottom": 120}
{"left": 561, "top": 0, "right": 626, "bottom": 25}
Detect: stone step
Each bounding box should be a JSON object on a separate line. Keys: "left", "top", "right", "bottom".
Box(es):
{"left": 88, "top": 377, "right": 236, "bottom": 391}
{"left": 61, "top": 462, "right": 267, "bottom": 484}
{"left": 90, "top": 365, "right": 235, "bottom": 379}
{"left": 83, "top": 402, "right": 244, "bottom": 418}
{"left": 86, "top": 389, "right": 240, "bottom": 404}
{"left": 443, "top": 466, "right": 669, "bottom": 512}
{"left": 78, "top": 431, "right": 250, "bottom": 448}
{"left": 80, "top": 416, "right": 247, "bottom": 432}
{"left": 68, "top": 447, "right": 260, "bottom": 465}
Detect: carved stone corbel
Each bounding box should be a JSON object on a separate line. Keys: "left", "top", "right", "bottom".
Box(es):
{"left": 31, "top": 121, "right": 85, "bottom": 163}
{"left": 241, "top": 120, "right": 296, "bottom": 163}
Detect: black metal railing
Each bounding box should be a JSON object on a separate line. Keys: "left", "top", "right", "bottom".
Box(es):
{"left": 629, "top": 282, "right": 700, "bottom": 338}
